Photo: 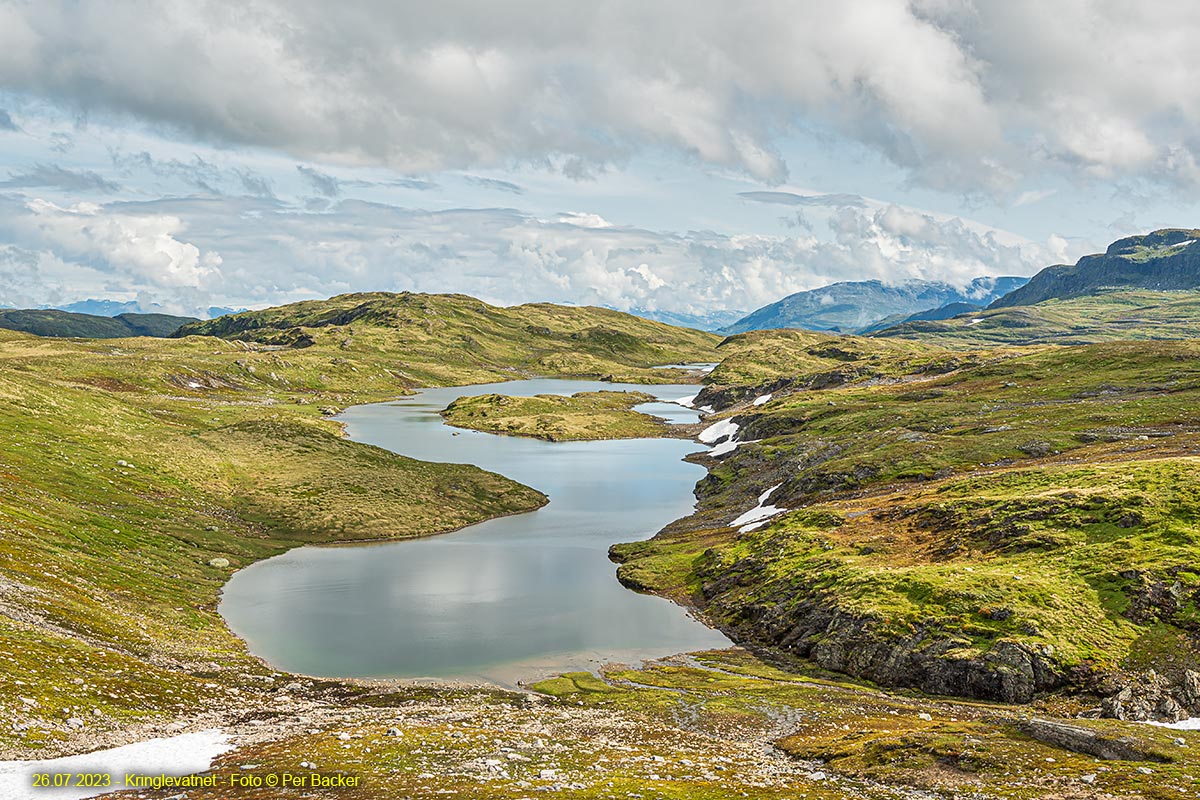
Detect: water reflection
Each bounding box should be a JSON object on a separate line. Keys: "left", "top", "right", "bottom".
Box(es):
{"left": 220, "top": 379, "right": 731, "bottom": 683}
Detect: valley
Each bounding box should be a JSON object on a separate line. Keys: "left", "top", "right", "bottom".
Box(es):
{"left": 2, "top": 272, "right": 1200, "bottom": 799}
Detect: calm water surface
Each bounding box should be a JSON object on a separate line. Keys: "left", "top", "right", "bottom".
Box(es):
{"left": 219, "top": 379, "right": 731, "bottom": 683}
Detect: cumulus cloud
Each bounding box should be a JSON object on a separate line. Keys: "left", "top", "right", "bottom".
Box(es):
{"left": 1, "top": 163, "right": 120, "bottom": 193}
{"left": 0, "top": 196, "right": 223, "bottom": 312}
{"left": 0, "top": 192, "right": 1060, "bottom": 317}
{"left": 2, "top": 1, "right": 1197, "bottom": 192}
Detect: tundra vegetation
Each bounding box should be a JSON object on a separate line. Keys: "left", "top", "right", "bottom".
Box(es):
{"left": 440, "top": 390, "right": 672, "bottom": 441}
{"left": 1, "top": 290, "right": 1199, "bottom": 799}
{"left": 615, "top": 322, "right": 1200, "bottom": 714}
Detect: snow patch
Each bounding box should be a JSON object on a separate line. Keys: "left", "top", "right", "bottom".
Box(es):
{"left": 731, "top": 484, "right": 787, "bottom": 531}
{"left": 708, "top": 438, "right": 740, "bottom": 457}
{"left": 698, "top": 419, "right": 738, "bottom": 444}
{"left": 1152, "top": 717, "right": 1200, "bottom": 730}
{"left": 700, "top": 418, "right": 743, "bottom": 457}
{"left": 967, "top": 318, "right": 984, "bottom": 326}
{"left": 0, "top": 729, "right": 232, "bottom": 800}
{"left": 699, "top": 405, "right": 715, "bottom": 414}
{"left": 673, "top": 394, "right": 697, "bottom": 408}
{"left": 752, "top": 393, "right": 773, "bottom": 406}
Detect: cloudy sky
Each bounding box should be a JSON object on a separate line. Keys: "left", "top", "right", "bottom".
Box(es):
{"left": 2, "top": 0, "right": 1200, "bottom": 317}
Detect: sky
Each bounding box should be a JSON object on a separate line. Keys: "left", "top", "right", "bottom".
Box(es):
{"left": 2, "top": 0, "right": 1200, "bottom": 317}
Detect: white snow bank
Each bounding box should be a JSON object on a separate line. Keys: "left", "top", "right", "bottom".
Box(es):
{"left": 0, "top": 729, "right": 231, "bottom": 800}
{"left": 673, "top": 394, "right": 697, "bottom": 408}
{"left": 708, "top": 438, "right": 740, "bottom": 457}
{"left": 699, "top": 405, "right": 715, "bottom": 414}
{"left": 967, "top": 318, "right": 984, "bottom": 326}
{"left": 699, "top": 419, "right": 738, "bottom": 444}
{"left": 700, "top": 419, "right": 742, "bottom": 457}
{"left": 1150, "top": 717, "right": 1200, "bottom": 730}
{"left": 752, "top": 393, "right": 773, "bottom": 406}
{"left": 731, "top": 484, "right": 787, "bottom": 532}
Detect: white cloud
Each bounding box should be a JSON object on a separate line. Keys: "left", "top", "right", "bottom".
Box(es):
{"left": 1, "top": 1, "right": 1198, "bottom": 193}
{"left": 0, "top": 191, "right": 1061, "bottom": 316}
{"left": 556, "top": 212, "right": 611, "bottom": 229}
{"left": 0, "top": 197, "right": 222, "bottom": 311}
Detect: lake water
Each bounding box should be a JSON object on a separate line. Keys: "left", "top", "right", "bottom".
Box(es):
{"left": 219, "top": 379, "right": 731, "bottom": 684}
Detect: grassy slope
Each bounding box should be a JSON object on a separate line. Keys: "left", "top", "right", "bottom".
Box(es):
{"left": 0, "top": 295, "right": 719, "bottom": 755}
{"left": 5, "top": 296, "right": 1199, "bottom": 798}
{"left": 874, "top": 289, "right": 1200, "bottom": 346}
{"left": 174, "top": 292, "right": 719, "bottom": 385}
{"left": 614, "top": 329, "right": 1200, "bottom": 700}
{"left": 440, "top": 390, "right": 671, "bottom": 441}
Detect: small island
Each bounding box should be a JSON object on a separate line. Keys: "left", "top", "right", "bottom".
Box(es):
{"left": 441, "top": 390, "right": 671, "bottom": 441}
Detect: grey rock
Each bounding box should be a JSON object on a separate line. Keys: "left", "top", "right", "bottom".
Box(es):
{"left": 1101, "top": 669, "right": 1200, "bottom": 722}
{"left": 1016, "top": 718, "right": 1170, "bottom": 762}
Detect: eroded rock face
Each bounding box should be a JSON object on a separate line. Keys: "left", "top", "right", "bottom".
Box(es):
{"left": 1101, "top": 670, "right": 1200, "bottom": 722}
{"left": 702, "top": 589, "right": 1066, "bottom": 703}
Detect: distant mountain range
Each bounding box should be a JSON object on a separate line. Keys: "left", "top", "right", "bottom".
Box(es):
{"left": 56, "top": 299, "right": 244, "bottom": 318}
{"left": 0, "top": 309, "right": 199, "bottom": 338}
{"left": 58, "top": 299, "right": 145, "bottom": 316}
{"left": 720, "top": 276, "right": 1028, "bottom": 335}
{"left": 623, "top": 307, "right": 748, "bottom": 332}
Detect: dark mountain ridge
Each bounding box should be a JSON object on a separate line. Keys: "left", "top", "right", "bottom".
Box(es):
{"left": 992, "top": 228, "right": 1200, "bottom": 308}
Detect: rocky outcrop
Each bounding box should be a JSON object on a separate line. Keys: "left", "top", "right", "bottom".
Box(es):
{"left": 1101, "top": 670, "right": 1200, "bottom": 722}
{"left": 1014, "top": 718, "right": 1173, "bottom": 762}
{"left": 700, "top": 583, "right": 1067, "bottom": 703}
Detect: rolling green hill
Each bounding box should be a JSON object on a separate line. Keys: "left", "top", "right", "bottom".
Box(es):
{"left": 0, "top": 309, "right": 197, "bottom": 338}
{"left": 174, "top": 291, "right": 720, "bottom": 384}
{"left": 615, "top": 327, "right": 1200, "bottom": 713}
{"left": 0, "top": 295, "right": 717, "bottom": 755}
{"left": 2, "top": 294, "right": 1198, "bottom": 798}
{"left": 873, "top": 289, "right": 1200, "bottom": 346}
